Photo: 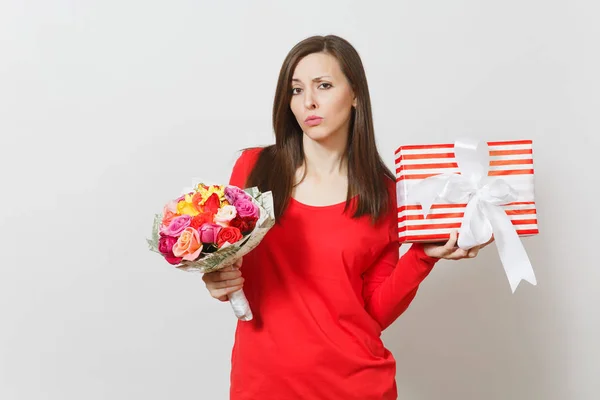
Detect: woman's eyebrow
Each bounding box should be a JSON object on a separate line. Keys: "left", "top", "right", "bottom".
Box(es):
{"left": 291, "top": 75, "right": 333, "bottom": 83}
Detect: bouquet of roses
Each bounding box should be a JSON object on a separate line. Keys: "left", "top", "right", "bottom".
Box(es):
{"left": 147, "top": 183, "right": 275, "bottom": 321}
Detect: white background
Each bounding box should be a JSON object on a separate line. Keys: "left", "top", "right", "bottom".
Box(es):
{"left": 1, "top": 1, "right": 598, "bottom": 399}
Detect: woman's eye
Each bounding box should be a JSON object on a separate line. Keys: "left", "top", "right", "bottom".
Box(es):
{"left": 291, "top": 88, "right": 302, "bottom": 95}
{"left": 319, "top": 83, "right": 332, "bottom": 89}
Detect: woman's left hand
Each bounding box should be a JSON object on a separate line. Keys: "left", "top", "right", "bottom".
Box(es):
{"left": 422, "top": 230, "right": 494, "bottom": 260}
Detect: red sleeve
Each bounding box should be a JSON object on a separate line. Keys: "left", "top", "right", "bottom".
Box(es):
{"left": 228, "top": 148, "right": 262, "bottom": 188}
{"left": 361, "top": 182, "right": 439, "bottom": 331}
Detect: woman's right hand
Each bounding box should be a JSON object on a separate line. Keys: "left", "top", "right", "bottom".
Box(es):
{"left": 201, "top": 257, "right": 244, "bottom": 302}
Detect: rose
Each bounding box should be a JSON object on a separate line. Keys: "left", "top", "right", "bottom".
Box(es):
{"left": 172, "top": 227, "right": 203, "bottom": 261}
{"left": 190, "top": 212, "right": 214, "bottom": 229}
{"left": 161, "top": 210, "right": 177, "bottom": 228}
{"left": 158, "top": 234, "right": 183, "bottom": 265}
{"left": 225, "top": 186, "right": 249, "bottom": 204}
{"left": 229, "top": 216, "right": 256, "bottom": 234}
{"left": 217, "top": 226, "right": 243, "bottom": 248}
{"left": 164, "top": 254, "right": 182, "bottom": 265}
{"left": 235, "top": 198, "right": 260, "bottom": 219}
{"left": 198, "top": 223, "right": 222, "bottom": 244}
{"left": 214, "top": 205, "right": 237, "bottom": 227}
{"left": 160, "top": 214, "right": 191, "bottom": 236}
{"left": 161, "top": 200, "right": 179, "bottom": 227}
{"left": 164, "top": 200, "right": 178, "bottom": 214}
{"left": 203, "top": 193, "right": 221, "bottom": 215}
{"left": 158, "top": 234, "right": 177, "bottom": 254}
{"left": 242, "top": 216, "right": 257, "bottom": 231}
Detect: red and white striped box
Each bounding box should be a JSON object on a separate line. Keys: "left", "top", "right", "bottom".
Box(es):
{"left": 395, "top": 140, "right": 539, "bottom": 243}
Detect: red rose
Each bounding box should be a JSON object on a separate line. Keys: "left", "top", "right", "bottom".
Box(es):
{"left": 242, "top": 216, "right": 257, "bottom": 232}
{"left": 203, "top": 193, "right": 221, "bottom": 215}
{"left": 230, "top": 216, "right": 257, "bottom": 234}
{"left": 217, "top": 226, "right": 243, "bottom": 248}
{"left": 229, "top": 216, "right": 248, "bottom": 232}
{"left": 190, "top": 212, "right": 214, "bottom": 229}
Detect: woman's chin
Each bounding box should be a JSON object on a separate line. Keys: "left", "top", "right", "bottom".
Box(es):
{"left": 303, "top": 128, "right": 335, "bottom": 142}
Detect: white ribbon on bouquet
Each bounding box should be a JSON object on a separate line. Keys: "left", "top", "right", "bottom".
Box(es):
{"left": 409, "top": 138, "right": 537, "bottom": 292}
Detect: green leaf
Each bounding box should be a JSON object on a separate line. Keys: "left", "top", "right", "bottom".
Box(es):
{"left": 147, "top": 213, "right": 161, "bottom": 254}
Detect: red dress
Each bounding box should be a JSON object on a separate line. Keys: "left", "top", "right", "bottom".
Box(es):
{"left": 228, "top": 148, "right": 438, "bottom": 400}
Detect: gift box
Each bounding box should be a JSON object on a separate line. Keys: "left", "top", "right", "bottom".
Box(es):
{"left": 395, "top": 139, "right": 538, "bottom": 244}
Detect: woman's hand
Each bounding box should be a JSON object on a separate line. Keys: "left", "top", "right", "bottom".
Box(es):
{"left": 422, "top": 230, "right": 494, "bottom": 260}
{"left": 201, "top": 257, "right": 244, "bottom": 302}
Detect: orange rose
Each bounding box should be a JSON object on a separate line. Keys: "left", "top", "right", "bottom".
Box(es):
{"left": 172, "top": 227, "right": 203, "bottom": 261}
{"left": 162, "top": 210, "right": 177, "bottom": 227}
{"left": 190, "top": 212, "right": 214, "bottom": 229}
{"left": 161, "top": 200, "right": 179, "bottom": 227}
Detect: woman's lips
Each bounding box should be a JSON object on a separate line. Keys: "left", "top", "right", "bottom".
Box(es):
{"left": 305, "top": 117, "right": 323, "bottom": 127}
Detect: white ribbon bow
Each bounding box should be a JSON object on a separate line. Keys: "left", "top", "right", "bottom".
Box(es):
{"left": 411, "top": 139, "right": 537, "bottom": 292}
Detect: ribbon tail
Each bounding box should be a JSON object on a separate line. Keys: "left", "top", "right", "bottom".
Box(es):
{"left": 457, "top": 195, "right": 494, "bottom": 250}
{"left": 485, "top": 204, "right": 537, "bottom": 293}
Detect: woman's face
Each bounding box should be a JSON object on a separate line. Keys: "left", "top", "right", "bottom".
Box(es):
{"left": 290, "top": 52, "right": 356, "bottom": 143}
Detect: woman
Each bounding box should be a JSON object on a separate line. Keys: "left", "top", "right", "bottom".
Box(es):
{"left": 203, "top": 35, "right": 489, "bottom": 399}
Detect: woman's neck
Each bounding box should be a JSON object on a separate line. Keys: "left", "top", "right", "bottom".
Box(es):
{"left": 301, "top": 133, "right": 348, "bottom": 179}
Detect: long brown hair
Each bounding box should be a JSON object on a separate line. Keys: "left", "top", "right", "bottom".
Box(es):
{"left": 246, "top": 35, "right": 394, "bottom": 224}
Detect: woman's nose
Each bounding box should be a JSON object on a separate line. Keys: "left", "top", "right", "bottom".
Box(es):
{"left": 304, "top": 90, "right": 317, "bottom": 110}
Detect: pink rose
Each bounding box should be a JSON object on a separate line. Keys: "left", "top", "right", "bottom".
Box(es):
{"left": 172, "top": 227, "right": 203, "bottom": 261}
{"left": 235, "top": 198, "right": 259, "bottom": 219}
{"left": 198, "top": 223, "right": 222, "bottom": 244}
{"left": 225, "top": 186, "right": 249, "bottom": 204}
{"left": 160, "top": 214, "right": 191, "bottom": 236}
{"left": 158, "top": 234, "right": 183, "bottom": 265}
